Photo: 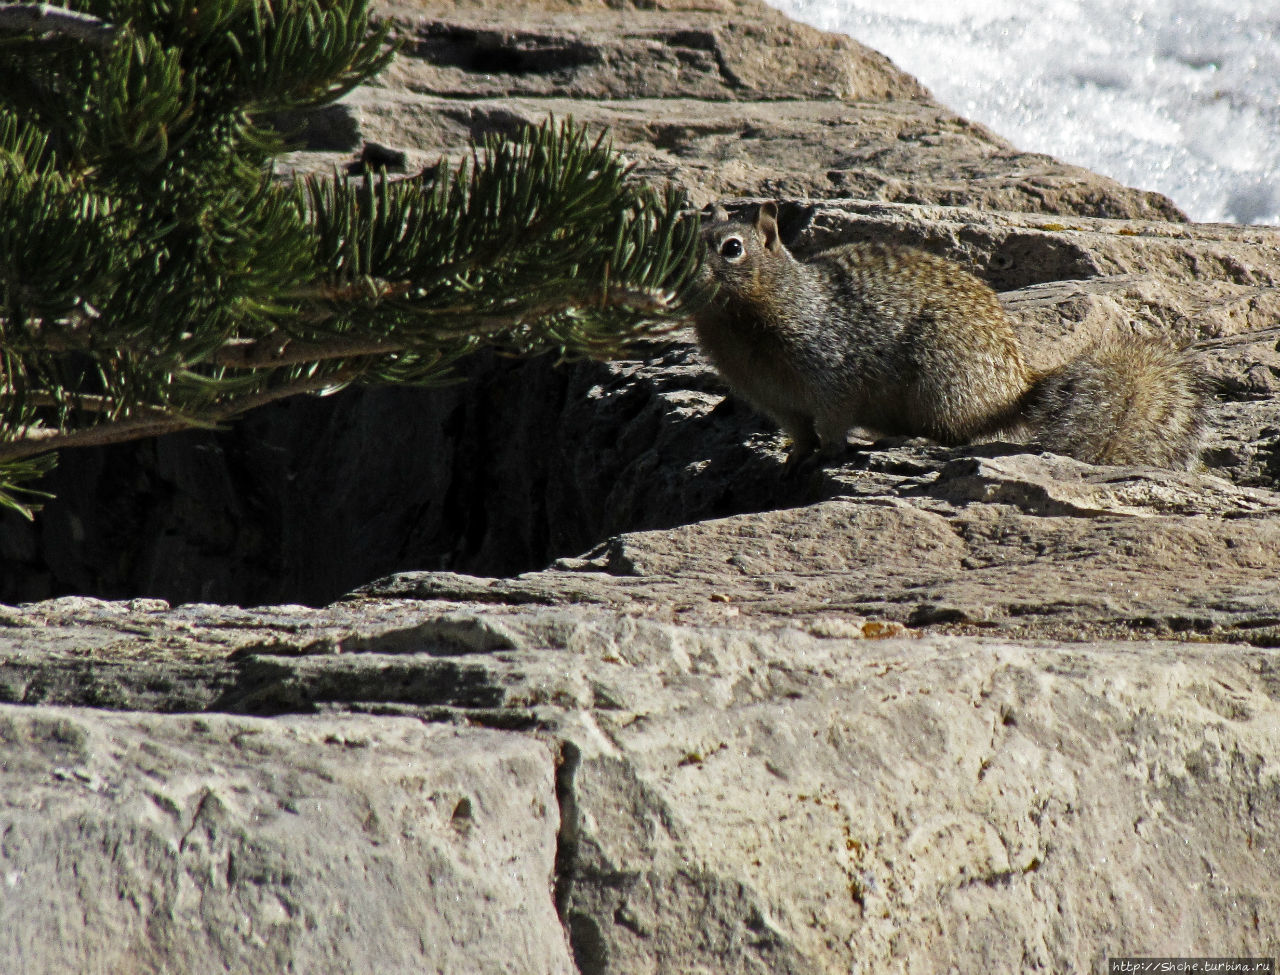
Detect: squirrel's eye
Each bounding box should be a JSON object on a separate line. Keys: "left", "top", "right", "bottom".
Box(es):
{"left": 719, "top": 237, "right": 744, "bottom": 260}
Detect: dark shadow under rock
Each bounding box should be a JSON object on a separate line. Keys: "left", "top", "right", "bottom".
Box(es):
{"left": 0, "top": 346, "right": 824, "bottom": 607}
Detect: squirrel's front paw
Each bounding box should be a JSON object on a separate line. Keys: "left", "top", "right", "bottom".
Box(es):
{"left": 782, "top": 441, "right": 818, "bottom": 476}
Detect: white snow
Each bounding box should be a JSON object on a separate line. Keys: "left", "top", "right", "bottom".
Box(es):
{"left": 765, "top": 0, "right": 1280, "bottom": 223}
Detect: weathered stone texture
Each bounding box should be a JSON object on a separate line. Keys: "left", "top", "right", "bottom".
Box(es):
{"left": 2, "top": 600, "right": 1279, "bottom": 972}
{"left": 2, "top": 0, "right": 1280, "bottom": 971}
{"left": 0, "top": 704, "right": 569, "bottom": 974}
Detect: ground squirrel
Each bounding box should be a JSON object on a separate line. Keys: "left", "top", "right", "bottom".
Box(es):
{"left": 692, "top": 203, "right": 1206, "bottom": 469}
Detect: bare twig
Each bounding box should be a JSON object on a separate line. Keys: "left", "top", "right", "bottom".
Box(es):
{"left": 0, "top": 3, "right": 117, "bottom": 49}
{"left": 0, "top": 285, "right": 679, "bottom": 459}
{"left": 210, "top": 333, "right": 409, "bottom": 369}
{"left": 207, "top": 286, "right": 675, "bottom": 367}
{"left": 0, "top": 390, "right": 118, "bottom": 413}
{"left": 0, "top": 365, "right": 362, "bottom": 462}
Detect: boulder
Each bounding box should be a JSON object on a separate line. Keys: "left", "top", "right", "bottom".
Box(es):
{"left": 0, "top": 701, "right": 570, "bottom": 974}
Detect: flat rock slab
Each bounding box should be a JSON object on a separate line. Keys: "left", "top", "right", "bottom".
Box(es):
{"left": 284, "top": 0, "right": 1185, "bottom": 221}
{"left": 352, "top": 449, "right": 1280, "bottom": 647}
{"left": 1, "top": 598, "right": 1278, "bottom": 972}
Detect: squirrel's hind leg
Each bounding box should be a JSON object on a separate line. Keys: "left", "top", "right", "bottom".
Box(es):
{"left": 784, "top": 412, "right": 852, "bottom": 473}
{"left": 771, "top": 410, "right": 822, "bottom": 472}
{"left": 813, "top": 414, "right": 854, "bottom": 460}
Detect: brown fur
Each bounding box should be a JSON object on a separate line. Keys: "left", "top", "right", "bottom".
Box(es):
{"left": 693, "top": 203, "right": 1206, "bottom": 468}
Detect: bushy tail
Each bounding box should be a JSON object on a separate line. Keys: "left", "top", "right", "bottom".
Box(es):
{"left": 1023, "top": 333, "right": 1207, "bottom": 469}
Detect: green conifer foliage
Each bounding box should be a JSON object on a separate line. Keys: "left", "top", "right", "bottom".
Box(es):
{"left": 0, "top": 1, "right": 704, "bottom": 516}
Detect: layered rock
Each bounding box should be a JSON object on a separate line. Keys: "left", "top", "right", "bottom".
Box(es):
{"left": 3, "top": 1, "right": 1280, "bottom": 972}
{"left": 3, "top": 594, "right": 1278, "bottom": 973}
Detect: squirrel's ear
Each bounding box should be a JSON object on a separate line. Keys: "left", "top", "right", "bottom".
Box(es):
{"left": 708, "top": 204, "right": 730, "bottom": 222}
{"left": 755, "top": 202, "right": 781, "bottom": 252}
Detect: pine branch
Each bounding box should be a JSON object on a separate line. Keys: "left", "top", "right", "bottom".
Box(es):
{"left": 210, "top": 333, "right": 407, "bottom": 369}
{"left": 0, "top": 391, "right": 116, "bottom": 413}
{"left": 0, "top": 452, "right": 56, "bottom": 520}
{"left": 0, "top": 5, "right": 705, "bottom": 510}
{"left": 2, "top": 280, "right": 679, "bottom": 381}
{"left": 209, "top": 285, "right": 680, "bottom": 368}
{"left": 0, "top": 364, "right": 365, "bottom": 462}
{"left": 0, "top": 4, "right": 117, "bottom": 49}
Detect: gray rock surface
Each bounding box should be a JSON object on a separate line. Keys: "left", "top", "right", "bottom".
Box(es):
{"left": 3, "top": 0, "right": 1280, "bottom": 971}
{"left": 2, "top": 597, "right": 1279, "bottom": 972}
{"left": 0, "top": 702, "right": 569, "bottom": 974}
